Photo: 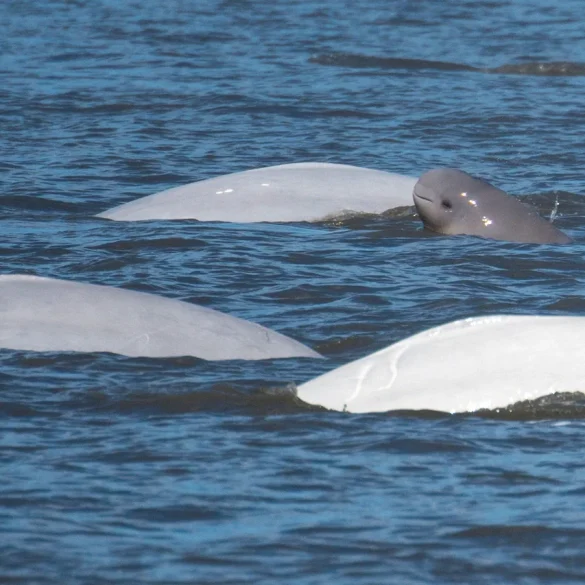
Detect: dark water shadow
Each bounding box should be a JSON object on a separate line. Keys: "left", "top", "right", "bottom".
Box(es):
{"left": 310, "top": 53, "right": 585, "bottom": 76}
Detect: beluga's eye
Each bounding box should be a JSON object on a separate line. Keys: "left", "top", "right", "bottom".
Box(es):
{"left": 441, "top": 200, "right": 452, "bottom": 210}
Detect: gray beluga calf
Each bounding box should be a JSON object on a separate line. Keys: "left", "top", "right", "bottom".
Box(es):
{"left": 0, "top": 275, "right": 322, "bottom": 360}
{"left": 297, "top": 315, "right": 585, "bottom": 414}
{"left": 98, "top": 162, "right": 418, "bottom": 223}
{"left": 413, "top": 168, "right": 571, "bottom": 244}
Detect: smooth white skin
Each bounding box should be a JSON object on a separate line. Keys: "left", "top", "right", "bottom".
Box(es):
{"left": 297, "top": 315, "right": 585, "bottom": 413}
{"left": 98, "top": 163, "right": 418, "bottom": 222}
{"left": 0, "top": 275, "right": 322, "bottom": 360}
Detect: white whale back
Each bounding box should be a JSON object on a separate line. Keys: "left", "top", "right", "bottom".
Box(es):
{"left": 98, "top": 163, "right": 418, "bottom": 223}
{"left": 0, "top": 275, "right": 321, "bottom": 360}
{"left": 297, "top": 315, "right": 585, "bottom": 413}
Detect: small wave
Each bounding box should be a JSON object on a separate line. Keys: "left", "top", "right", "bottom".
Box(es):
{"left": 490, "top": 62, "right": 585, "bottom": 76}
{"left": 310, "top": 52, "right": 585, "bottom": 77}
{"left": 449, "top": 524, "right": 585, "bottom": 540}
{"left": 92, "top": 236, "right": 209, "bottom": 252}
{"left": 309, "top": 53, "right": 477, "bottom": 72}
{"left": 474, "top": 392, "right": 585, "bottom": 421}
{"left": 29, "top": 382, "right": 321, "bottom": 417}
{"left": 0, "top": 195, "right": 78, "bottom": 214}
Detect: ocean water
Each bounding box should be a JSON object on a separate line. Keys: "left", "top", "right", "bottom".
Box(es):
{"left": 2, "top": 0, "right": 585, "bottom": 583}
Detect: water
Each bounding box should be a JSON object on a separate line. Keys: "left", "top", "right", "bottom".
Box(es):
{"left": 2, "top": 0, "right": 585, "bottom": 582}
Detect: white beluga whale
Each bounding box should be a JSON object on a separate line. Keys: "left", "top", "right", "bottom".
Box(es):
{"left": 297, "top": 315, "right": 585, "bottom": 414}
{"left": 97, "top": 162, "right": 418, "bottom": 223}
{"left": 0, "top": 275, "right": 322, "bottom": 360}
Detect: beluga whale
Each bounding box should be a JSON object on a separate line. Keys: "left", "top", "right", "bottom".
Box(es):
{"left": 296, "top": 315, "right": 585, "bottom": 414}
{"left": 0, "top": 275, "right": 322, "bottom": 360}
{"left": 97, "top": 162, "right": 418, "bottom": 223}
{"left": 413, "top": 168, "right": 571, "bottom": 244}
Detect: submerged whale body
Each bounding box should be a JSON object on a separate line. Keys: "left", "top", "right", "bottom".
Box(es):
{"left": 0, "top": 275, "right": 322, "bottom": 360}
{"left": 98, "top": 162, "right": 418, "bottom": 223}
{"left": 413, "top": 168, "right": 571, "bottom": 244}
{"left": 297, "top": 315, "right": 585, "bottom": 414}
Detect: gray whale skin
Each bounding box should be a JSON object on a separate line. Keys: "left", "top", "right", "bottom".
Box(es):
{"left": 413, "top": 168, "right": 571, "bottom": 244}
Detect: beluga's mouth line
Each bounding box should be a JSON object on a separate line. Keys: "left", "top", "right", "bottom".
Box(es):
{"left": 413, "top": 192, "right": 433, "bottom": 203}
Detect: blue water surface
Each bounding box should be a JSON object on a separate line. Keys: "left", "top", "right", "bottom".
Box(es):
{"left": 2, "top": 0, "right": 585, "bottom": 583}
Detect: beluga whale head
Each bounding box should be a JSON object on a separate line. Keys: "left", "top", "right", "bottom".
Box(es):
{"left": 413, "top": 168, "right": 570, "bottom": 244}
